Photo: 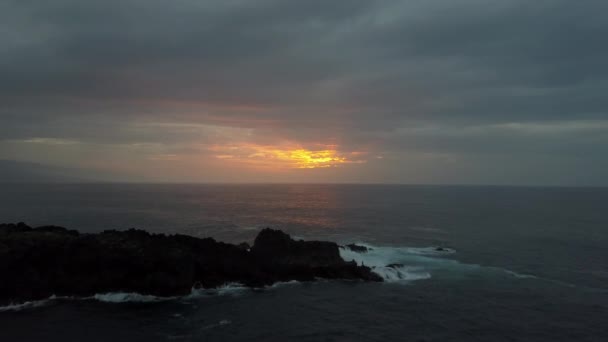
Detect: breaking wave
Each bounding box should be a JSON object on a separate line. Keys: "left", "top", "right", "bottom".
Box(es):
{"left": 92, "top": 292, "right": 175, "bottom": 303}
{"left": 2, "top": 243, "right": 547, "bottom": 312}
{"left": 0, "top": 283, "right": 256, "bottom": 311}
{"left": 0, "top": 298, "right": 54, "bottom": 312}
{"left": 186, "top": 283, "right": 250, "bottom": 299}
{"left": 93, "top": 283, "right": 253, "bottom": 303}
{"left": 339, "top": 243, "right": 454, "bottom": 282}
{"left": 339, "top": 243, "right": 540, "bottom": 283}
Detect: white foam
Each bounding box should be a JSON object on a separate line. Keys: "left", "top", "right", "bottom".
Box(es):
{"left": 212, "top": 283, "right": 249, "bottom": 296}
{"left": 200, "top": 319, "right": 232, "bottom": 331}
{"left": 501, "top": 269, "right": 538, "bottom": 279}
{"left": 186, "top": 282, "right": 249, "bottom": 299}
{"left": 0, "top": 298, "right": 52, "bottom": 312}
{"left": 91, "top": 282, "right": 251, "bottom": 303}
{"left": 1, "top": 286, "right": 250, "bottom": 310}
{"left": 92, "top": 292, "right": 175, "bottom": 303}
{"left": 372, "top": 265, "right": 431, "bottom": 282}
{"left": 2, "top": 281, "right": 293, "bottom": 311}
{"left": 400, "top": 246, "right": 456, "bottom": 256}
{"left": 267, "top": 280, "right": 301, "bottom": 289}
{"left": 339, "top": 242, "right": 552, "bottom": 285}
{"left": 340, "top": 244, "right": 447, "bottom": 283}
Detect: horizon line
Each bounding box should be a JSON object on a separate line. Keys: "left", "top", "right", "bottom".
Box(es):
{"left": 1, "top": 181, "right": 607, "bottom": 189}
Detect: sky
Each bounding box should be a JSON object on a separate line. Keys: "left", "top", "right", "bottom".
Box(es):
{"left": 1, "top": 0, "right": 607, "bottom": 185}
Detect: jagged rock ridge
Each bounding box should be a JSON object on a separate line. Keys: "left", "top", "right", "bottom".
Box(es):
{"left": 0, "top": 223, "right": 381, "bottom": 305}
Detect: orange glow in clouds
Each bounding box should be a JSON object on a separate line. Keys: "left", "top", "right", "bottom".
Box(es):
{"left": 258, "top": 148, "right": 347, "bottom": 168}
{"left": 210, "top": 143, "right": 364, "bottom": 169}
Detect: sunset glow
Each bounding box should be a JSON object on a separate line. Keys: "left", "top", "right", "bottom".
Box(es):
{"left": 285, "top": 149, "right": 346, "bottom": 168}
{"left": 210, "top": 144, "right": 364, "bottom": 169}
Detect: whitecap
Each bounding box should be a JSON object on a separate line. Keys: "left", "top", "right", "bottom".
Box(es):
{"left": 0, "top": 298, "right": 53, "bottom": 312}
{"left": 501, "top": 269, "right": 538, "bottom": 279}
{"left": 401, "top": 246, "right": 456, "bottom": 256}
{"left": 339, "top": 242, "right": 551, "bottom": 285}
{"left": 340, "top": 244, "right": 445, "bottom": 282}
{"left": 92, "top": 292, "right": 175, "bottom": 303}
{"left": 371, "top": 265, "right": 432, "bottom": 282}
{"left": 186, "top": 282, "right": 249, "bottom": 299}
{"left": 267, "top": 280, "right": 301, "bottom": 289}
{"left": 200, "top": 319, "right": 232, "bottom": 331}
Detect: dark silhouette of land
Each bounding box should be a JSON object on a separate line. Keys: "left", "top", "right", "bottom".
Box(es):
{"left": 0, "top": 223, "right": 381, "bottom": 305}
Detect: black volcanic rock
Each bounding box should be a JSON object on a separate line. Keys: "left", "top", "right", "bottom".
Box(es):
{"left": 0, "top": 222, "right": 32, "bottom": 234}
{"left": 252, "top": 229, "right": 345, "bottom": 266}
{"left": 343, "top": 243, "right": 371, "bottom": 253}
{"left": 249, "top": 229, "right": 379, "bottom": 283}
{"left": 0, "top": 224, "right": 381, "bottom": 305}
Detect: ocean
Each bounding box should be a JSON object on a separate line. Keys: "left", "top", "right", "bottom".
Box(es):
{"left": 0, "top": 184, "right": 607, "bottom": 341}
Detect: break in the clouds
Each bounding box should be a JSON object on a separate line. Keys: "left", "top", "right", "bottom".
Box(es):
{"left": 1, "top": 0, "right": 607, "bottom": 184}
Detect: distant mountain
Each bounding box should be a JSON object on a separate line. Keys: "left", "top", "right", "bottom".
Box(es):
{"left": 0, "top": 160, "right": 122, "bottom": 183}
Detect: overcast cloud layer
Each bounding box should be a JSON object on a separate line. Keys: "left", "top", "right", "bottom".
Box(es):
{"left": 1, "top": 0, "right": 607, "bottom": 184}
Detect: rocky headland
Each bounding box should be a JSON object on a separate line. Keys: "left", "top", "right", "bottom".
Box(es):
{"left": 0, "top": 223, "right": 381, "bottom": 305}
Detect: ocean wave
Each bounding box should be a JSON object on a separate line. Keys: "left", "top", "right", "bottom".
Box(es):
{"left": 2, "top": 244, "right": 552, "bottom": 312}
{"left": 372, "top": 265, "right": 432, "bottom": 282}
{"left": 92, "top": 292, "right": 176, "bottom": 303}
{"left": 186, "top": 283, "right": 250, "bottom": 299}
{"left": 339, "top": 243, "right": 457, "bottom": 282}
{"left": 339, "top": 243, "right": 545, "bottom": 284}
{"left": 91, "top": 283, "right": 253, "bottom": 303}
{"left": 200, "top": 319, "right": 232, "bottom": 331}
{"left": 0, "top": 283, "right": 257, "bottom": 311}
{"left": 90, "top": 281, "right": 304, "bottom": 304}
{"left": 400, "top": 246, "right": 456, "bottom": 256}
{"left": 267, "top": 280, "right": 301, "bottom": 289}
{"left": 0, "top": 297, "right": 53, "bottom": 312}
{"left": 500, "top": 269, "right": 538, "bottom": 279}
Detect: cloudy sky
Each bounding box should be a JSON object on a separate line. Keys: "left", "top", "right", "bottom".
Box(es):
{"left": 1, "top": 0, "right": 607, "bottom": 185}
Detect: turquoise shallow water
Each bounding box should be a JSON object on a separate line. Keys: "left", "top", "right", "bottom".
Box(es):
{"left": 1, "top": 184, "right": 607, "bottom": 341}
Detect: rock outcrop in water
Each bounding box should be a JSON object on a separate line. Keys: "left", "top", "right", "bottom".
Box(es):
{"left": 342, "top": 243, "right": 371, "bottom": 253}
{"left": 0, "top": 223, "right": 381, "bottom": 305}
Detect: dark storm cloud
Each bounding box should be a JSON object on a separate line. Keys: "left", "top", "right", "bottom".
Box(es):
{"left": 1, "top": 0, "right": 372, "bottom": 100}
{"left": 3, "top": 0, "right": 607, "bottom": 119}
{"left": 1, "top": 0, "right": 607, "bottom": 184}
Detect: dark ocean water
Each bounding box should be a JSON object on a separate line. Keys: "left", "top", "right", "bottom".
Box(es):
{"left": 0, "top": 184, "right": 607, "bottom": 341}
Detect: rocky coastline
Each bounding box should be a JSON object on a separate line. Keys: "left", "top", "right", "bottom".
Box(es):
{"left": 0, "top": 223, "right": 381, "bottom": 305}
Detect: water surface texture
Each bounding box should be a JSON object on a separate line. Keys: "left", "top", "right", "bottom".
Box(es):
{"left": 1, "top": 184, "right": 607, "bottom": 341}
